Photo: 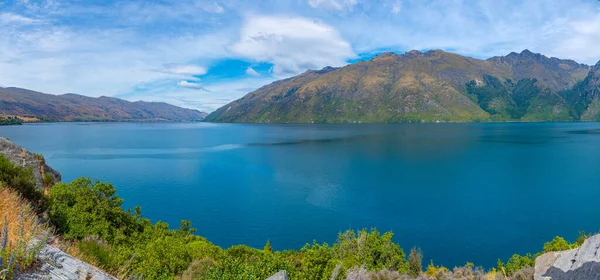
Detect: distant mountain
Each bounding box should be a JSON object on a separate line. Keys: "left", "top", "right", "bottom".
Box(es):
{"left": 206, "top": 50, "right": 593, "bottom": 123}
{"left": 0, "top": 87, "right": 207, "bottom": 122}
{"left": 561, "top": 61, "right": 600, "bottom": 121}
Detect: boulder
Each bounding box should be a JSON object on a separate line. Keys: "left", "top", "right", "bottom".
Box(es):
{"left": 266, "top": 270, "right": 288, "bottom": 280}
{"left": 16, "top": 243, "right": 116, "bottom": 280}
{"left": 0, "top": 137, "right": 61, "bottom": 190}
{"left": 534, "top": 234, "right": 600, "bottom": 280}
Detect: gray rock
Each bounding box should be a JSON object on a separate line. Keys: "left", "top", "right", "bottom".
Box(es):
{"left": 0, "top": 137, "right": 61, "bottom": 190}
{"left": 534, "top": 234, "right": 600, "bottom": 280}
{"left": 266, "top": 270, "right": 288, "bottom": 280}
{"left": 16, "top": 244, "right": 116, "bottom": 280}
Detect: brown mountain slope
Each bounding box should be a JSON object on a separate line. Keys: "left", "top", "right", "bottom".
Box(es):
{"left": 206, "top": 50, "right": 590, "bottom": 123}
{"left": 487, "top": 49, "right": 589, "bottom": 90}
{"left": 0, "top": 87, "right": 207, "bottom": 122}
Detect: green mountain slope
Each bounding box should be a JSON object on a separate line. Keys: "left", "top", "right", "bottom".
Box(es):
{"left": 207, "top": 50, "right": 592, "bottom": 123}
{"left": 0, "top": 87, "right": 207, "bottom": 122}
{"left": 561, "top": 61, "right": 600, "bottom": 121}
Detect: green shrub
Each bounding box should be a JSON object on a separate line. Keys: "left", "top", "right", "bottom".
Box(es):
{"left": 0, "top": 155, "right": 43, "bottom": 209}
{"left": 543, "top": 236, "right": 574, "bottom": 253}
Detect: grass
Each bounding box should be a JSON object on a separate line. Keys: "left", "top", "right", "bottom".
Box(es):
{"left": 0, "top": 186, "right": 50, "bottom": 279}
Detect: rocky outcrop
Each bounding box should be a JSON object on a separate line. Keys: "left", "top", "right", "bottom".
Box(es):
{"left": 266, "top": 270, "right": 288, "bottom": 280}
{"left": 0, "top": 137, "right": 61, "bottom": 190}
{"left": 16, "top": 243, "right": 116, "bottom": 280}
{"left": 534, "top": 234, "right": 600, "bottom": 280}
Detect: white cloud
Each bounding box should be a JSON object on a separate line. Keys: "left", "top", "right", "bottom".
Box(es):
{"left": 391, "top": 0, "right": 401, "bottom": 14}
{"left": 0, "top": 24, "right": 233, "bottom": 98}
{"left": 308, "top": 0, "right": 358, "bottom": 11}
{"left": 177, "top": 80, "right": 207, "bottom": 90}
{"left": 229, "top": 15, "right": 356, "bottom": 75}
{"left": 163, "top": 64, "right": 208, "bottom": 76}
{"left": 245, "top": 67, "right": 260, "bottom": 77}
{"left": 124, "top": 76, "right": 279, "bottom": 112}
{"left": 201, "top": 2, "right": 224, "bottom": 13}
{"left": 552, "top": 15, "right": 600, "bottom": 64}
{"left": 0, "top": 13, "right": 38, "bottom": 24}
{"left": 333, "top": 0, "right": 600, "bottom": 65}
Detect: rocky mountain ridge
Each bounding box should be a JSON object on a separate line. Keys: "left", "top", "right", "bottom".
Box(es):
{"left": 206, "top": 50, "right": 595, "bottom": 123}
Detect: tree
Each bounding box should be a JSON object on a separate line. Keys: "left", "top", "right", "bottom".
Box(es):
{"left": 264, "top": 240, "right": 273, "bottom": 253}
{"left": 408, "top": 247, "right": 423, "bottom": 277}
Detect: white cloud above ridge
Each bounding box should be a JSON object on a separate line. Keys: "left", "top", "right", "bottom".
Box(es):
{"left": 245, "top": 67, "right": 260, "bottom": 77}
{"left": 229, "top": 15, "right": 356, "bottom": 75}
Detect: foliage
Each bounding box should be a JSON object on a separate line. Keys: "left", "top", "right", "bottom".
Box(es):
{"left": 0, "top": 116, "right": 23, "bottom": 126}
{"left": 0, "top": 155, "right": 44, "bottom": 210}
{"left": 49, "top": 178, "right": 138, "bottom": 241}
{"left": 542, "top": 236, "right": 576, "bottom": 253}
{"left": 498, "top": 253, "right": 536, "bottom": 275}
{"left": 407, "top": 247, "right": 422, "bottom": 277}
{"left": 47, "top": 178, "right": 217, "bottom": 279}
{"left": 510, "top": 78, "right": 540, "bottom": 119}
{"left": 466, "top": 75, "right": 516, "bottom": 120}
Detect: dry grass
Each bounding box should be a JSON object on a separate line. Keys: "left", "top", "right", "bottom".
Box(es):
{"left": 0, "top": 186, "right": 43, "bottom": 246}
{"left": 0, "top": 185, "right": 50, "bottom": 279}
{"left": 0, "top": 115, "right": 40, "bottom": 123}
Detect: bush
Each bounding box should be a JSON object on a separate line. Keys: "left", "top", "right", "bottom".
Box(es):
{"left": 0, "top": 155, "right": 43, "bottom": 209}
{"left": 543, "top": 236, "right": 575, "bottom": 253}
{"left": 408, "top": 247, "right": 423, "bottom": 277}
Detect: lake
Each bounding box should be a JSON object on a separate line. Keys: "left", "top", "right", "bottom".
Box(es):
{"left": 2, "top": 122, "right": 600, "bottom": 268}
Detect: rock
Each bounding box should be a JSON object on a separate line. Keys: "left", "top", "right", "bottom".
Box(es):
{"left": 16, "top": 243, "right": 116, "bottom": 280}
{"left": 534, "top": 234, "right": 600, "bottom": 280}
{"left": 266, "top": 270, "right": 288, "bottom": 280}
{"left": 0, "top": 137, "right": 61, "bottom": 190}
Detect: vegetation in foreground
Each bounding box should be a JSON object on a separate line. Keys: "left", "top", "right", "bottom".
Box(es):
{"left": 0, "top": 187, "right": 50, "bottom": 279}
{"left": 0, "top": 154, "right": 593, "bottom": 279}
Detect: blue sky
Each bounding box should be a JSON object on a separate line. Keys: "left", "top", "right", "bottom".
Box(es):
{"left": 1, "top": 0, "right": 600, "bottom": 112}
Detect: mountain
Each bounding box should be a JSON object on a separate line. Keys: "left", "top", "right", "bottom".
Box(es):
{"left": 561, "top": 61, "right": 600, "bottom": 121}
{"left": 206, "top": 50, "right": 592, "bottom": 123}
{"left": 0, "top": 87, "right": 207, "bottom": 122}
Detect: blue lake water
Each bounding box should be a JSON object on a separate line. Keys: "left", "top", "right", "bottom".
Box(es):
{"left": 2, "top": 122, "right": 600, "bottom": 268}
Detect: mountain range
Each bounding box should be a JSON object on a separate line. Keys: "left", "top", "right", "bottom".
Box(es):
{"left": 206, "top": 50, "right": 600, "bottom": 123}
{"left": 0, "top": 87, "right": 207, "bottom": 122}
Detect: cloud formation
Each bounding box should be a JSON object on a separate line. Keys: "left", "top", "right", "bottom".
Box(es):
{"left": 245, "top": 67, "right": 261, "bottom": 77}
{"left": 177, "top": 80, "right": 207, "bottom": 90}
{"left": 229, "top": 15, "right": 356, "bottom": 75}
{"left": 163, "top": 64, "right": 208, "bottom": 76}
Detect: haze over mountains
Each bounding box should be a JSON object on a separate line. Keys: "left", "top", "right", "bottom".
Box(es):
{"left": 0, "top": 87, "right": 207, "bottom": 122}
{"left": 206, "top": 50, "right": 600, "bottom": 123}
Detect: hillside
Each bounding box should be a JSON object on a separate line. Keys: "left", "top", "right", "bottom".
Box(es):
{"left": 206, "top": 50, "right": 593, "bottom": 123}
{"left": 562, "top": 61, "right": 600, "bottom": 121}
{"left": 0, "top": 87, "right": 207, "bottom": 122}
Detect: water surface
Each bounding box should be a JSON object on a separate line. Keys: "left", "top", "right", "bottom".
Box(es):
{"left": 2, "top": 122, "right": 600, "bottom": 268}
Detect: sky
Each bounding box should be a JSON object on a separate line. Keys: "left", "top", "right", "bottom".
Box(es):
{"left": 1, "top": 0, "right": 600, "bottom": 112}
